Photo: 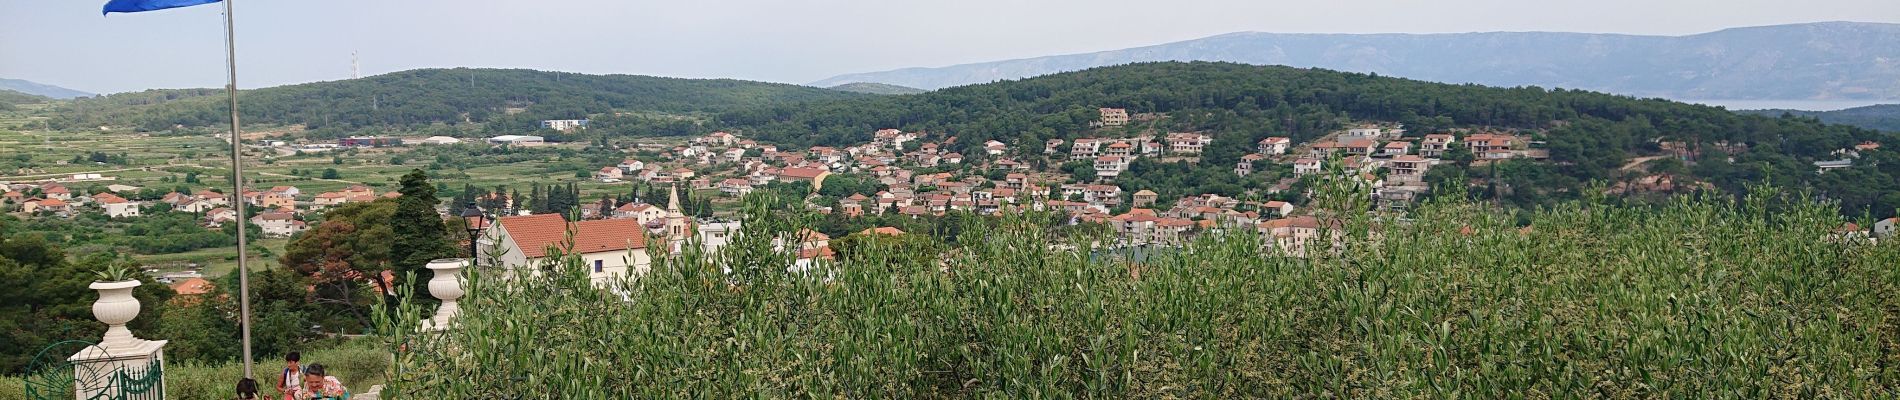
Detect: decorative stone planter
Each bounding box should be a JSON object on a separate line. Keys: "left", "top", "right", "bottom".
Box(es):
{"left": 89, "top": 280, "right": 148, "bottom": 351}
{"left": 73, "top": 279, "right": 167, "bottom": 400}
{"left": 421, "top": 258, "right": 468, "bottom": 332}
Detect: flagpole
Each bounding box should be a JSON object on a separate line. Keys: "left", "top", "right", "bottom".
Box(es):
{"left": 222, "top": 0, "right": 255, "bottom": 381}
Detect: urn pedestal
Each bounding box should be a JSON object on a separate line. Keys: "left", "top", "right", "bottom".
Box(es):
{"left": 71, "top": 280, "right": 167, "bottom": 400}
{"left": 420, "top": 258, "right": 468, "bottom": 332}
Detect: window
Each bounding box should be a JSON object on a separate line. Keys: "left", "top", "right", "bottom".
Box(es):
{"left": 594, "top": 260, "right": 603, "bottom": 273}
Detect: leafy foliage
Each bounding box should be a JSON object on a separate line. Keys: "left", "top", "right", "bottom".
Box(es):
{"left": 372, "top": 187, "right": 1900, "bottom": 397}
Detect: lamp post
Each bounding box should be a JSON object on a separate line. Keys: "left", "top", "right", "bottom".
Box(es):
{"left": 461, "top": 202, "right": 488, "bottom": 264}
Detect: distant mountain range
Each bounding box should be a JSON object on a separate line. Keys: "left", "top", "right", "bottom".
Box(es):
{"left": 827, "top": 82, "right": 926, "bottom": 95}
{"left": 812, "top": 22, "right": 1900, "bottom": 102}
{"left": 1740, "top": 104, "right": 1900, "bottom": 132}
{"left": 0, "top": 78, "right": 92, "bottom": 99}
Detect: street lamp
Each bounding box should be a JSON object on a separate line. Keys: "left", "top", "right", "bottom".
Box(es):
{"left": 460, "top": 202, "right": 489, "bottom": 263}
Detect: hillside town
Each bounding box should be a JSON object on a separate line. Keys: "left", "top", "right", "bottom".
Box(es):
{"left": 7, "top": 106, "right": 1899, "bottom": 284}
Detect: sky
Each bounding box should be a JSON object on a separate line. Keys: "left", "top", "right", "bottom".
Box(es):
{"left": 2, "top": 0, "right": 1897, "bottom": 95}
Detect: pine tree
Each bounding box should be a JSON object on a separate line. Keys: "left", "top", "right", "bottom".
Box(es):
{"left": 390, "top": 169, "right": 458, "bottom": 299}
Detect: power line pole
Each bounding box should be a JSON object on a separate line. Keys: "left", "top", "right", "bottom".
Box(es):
{"left": 221, "top": 0, "right": 256, "bottom": 381}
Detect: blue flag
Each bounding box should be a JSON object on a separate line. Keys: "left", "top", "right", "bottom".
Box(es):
{"left": 102, "top": 0, "right": 221, "bottom": 15}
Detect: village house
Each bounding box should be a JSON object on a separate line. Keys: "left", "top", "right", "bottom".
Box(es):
{"left": 1420, "top": 134, "right": 1456, "bottom": 157}
{"left": 268, "top": 185, "right": 302, "bottom": 197}
{"left": 94, "top": 193, "right": 141, "bottom": 218}
{"left": 873, "top": 129, "right": 919, "bottom": 150}
{"left": 1094, "top": 156, "right": 1130, "bottom": 180}
{"left": 24, "top": 198, "right": 71, "bottom": 215}
{"left": 1388, "top": 155, "right": 1433, "bottom": 183}
{"left": 718, "top": 178, "right": 755, "bottom": 197}
{"left": 312, "top": 192, "right": 348, "bottom": 209}
{"left": 1104, "top": 141, "right": 1135, "bottom": 158}
{"left": 778, "top": 167, "right": 832, "bottom": 191}
{"left": 1070, "top": 138, "right": 1104, "bottom": 160}
{"left": 1258, "top": 137, "right": 1291, "bottom": 155}
{"left": 701, "top": 131, "right": 738, "bottom": 146}
{"left": 984, "top": 140, "right": 1007, "bottom": 156}
{"left": 595, "top": 167, "right": 624, "bottom": 182}
{"left": 1465, "top": 133, "right": 1522, "bottom": 155}
{"left": 1098, "top": 108, "right": 1129, "bottom": 127}
{"left": 618, "top": 159, "right": 646, "bottom": 173}
{"left": 1261, "top": 200, "right": 1294, "bottom": 217}
{"left": 204, "top": 208, "right": 238, "bottom": 227}
{"left": 176, "top": 198, "right": 218, "bottom": 213}
{"left": 1382, "top": 141, "right": 1412, "bottom": 156}
{"left": 43, "top": 185, "right": 72, "bottom": 200}
{"left": 1236, "top": 154, "right": 1265, "bottom": 176}
{"left": 1294, "top": 158, "right": 1324, "bottom": 175}
{"left": 1045, "top": 139, "right": 1066, "bottom": 154}
{"left": 251, "top": 212, "right": 307, "bottom": 237}
{"left": 1345, "top": 127, "right": 1383, "bottom": 138}
{"left": 539, "top": 119, "right": 589, "bottom": 131}
{"left": 479, "top": 213, "right": 652, "bottom": 286}
{"left": 1166, "top": 133, "right": 1213, "bottom": 155}
{"left": 612, "top": 202, "right": 667, "bottom": 225}
{"left": 255, "top": 192, "right": 295, "bottom": 209}
{"left": 1131, "top": 189, "right": 1158, "bottom": 208}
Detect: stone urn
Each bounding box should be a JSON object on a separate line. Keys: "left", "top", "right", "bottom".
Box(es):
{"left": 421, "top": 258, "right": 468, "bottom": 331}
{"left": 89, "top": 280, "right": 147, "bottom": 351}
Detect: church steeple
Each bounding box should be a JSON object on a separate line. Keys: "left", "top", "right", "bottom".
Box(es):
{"left": 666, "top": 183, "right": 683, "bottom": 217}
{"left": 664, "top": 183, "right": 689, "bottom": 243}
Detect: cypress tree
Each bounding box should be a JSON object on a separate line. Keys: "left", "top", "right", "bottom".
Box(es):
{"left": 391, "top": 169, "right": 458, "bottom": 298}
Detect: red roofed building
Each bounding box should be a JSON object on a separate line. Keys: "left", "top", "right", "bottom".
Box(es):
{"left": 777, "top": 167, "right": 832, "bottom": 191}
{"left": 479, "top": 213, "right": 652, "bottom": 284}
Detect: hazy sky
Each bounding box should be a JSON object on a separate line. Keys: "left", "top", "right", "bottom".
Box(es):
{"left": 3, "top": 0, "right": 1896, "bottom": 94}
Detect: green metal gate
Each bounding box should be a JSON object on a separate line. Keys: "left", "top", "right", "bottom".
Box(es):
{"left": 24, "top": 340, "right": 166, "bottom": 400}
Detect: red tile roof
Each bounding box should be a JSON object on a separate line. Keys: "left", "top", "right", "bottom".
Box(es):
{"left": 171, "top": 278, "right": 214, "bottom": 295}
{"left": 858, "top": 227, "right": 905, "bottom": 236}
{"left": 498, "top": 213, "right": 648, "bottom": 258}
{"left": 780, "top": 167, "right": 827, "bottom": 180}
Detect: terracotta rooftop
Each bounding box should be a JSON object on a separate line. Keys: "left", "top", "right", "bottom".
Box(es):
{"left": 171, "top": 278, "right": 214, "bottom": 295}
{"left": 497, "top": 213, "right": 647, "bottom": 258}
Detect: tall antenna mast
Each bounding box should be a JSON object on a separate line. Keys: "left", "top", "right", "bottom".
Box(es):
{"left": 351, "top": 51, "right": 360, "bottom": 79}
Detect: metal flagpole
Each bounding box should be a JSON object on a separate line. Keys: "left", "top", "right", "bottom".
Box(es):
{"left": 222, "top": 0, "right": 255, "bottom": 380}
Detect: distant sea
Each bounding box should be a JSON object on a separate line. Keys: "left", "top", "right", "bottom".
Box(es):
{"left": 1680, "top": 99, "right": 1898, "bottom": 112}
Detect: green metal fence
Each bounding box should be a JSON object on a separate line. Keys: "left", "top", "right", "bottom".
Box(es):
{"left": 24, "top": 340, "right": 165, "bottom": 400}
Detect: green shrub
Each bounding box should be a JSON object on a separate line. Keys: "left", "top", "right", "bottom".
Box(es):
{"left": 371, "top": 189, "right": 1900, "bottom": 398}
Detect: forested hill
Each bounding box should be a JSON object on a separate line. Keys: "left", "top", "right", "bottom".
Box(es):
{"left": 1740, "top": 104, "right": 1900, "bottom": 132}
{"left": 49, "top": 68, "right": 863, "bottom": 132}
{"left": 720, "top": 62, "right": 1900, "bottom": 216}
{"left": 0, "top": 89, "right": 51, "bottom": 111}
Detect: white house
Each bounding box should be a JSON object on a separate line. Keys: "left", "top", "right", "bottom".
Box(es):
{"left": 618, "top": 159, "right": 646, "bottom": 173}
{"left": 1294, "top": 158, "right": 1323, "bottom": 175}
{"left": 1258, "top": 137, "right": 1290, "bottom": 155}
{"left": 539, "top": 119, "right": 589, "bottom": 131}
{"left": 479, "top": 213, "right": 652, "bottom": 286}
{"left": 95, "top": 194, "right": 141, "bottom": 219}
{"left": 488, "top": 135, "right": 546, "bottom": 146}
{"left": 1094, "top": 156, "right": 1129, "bottom": 180}
{"left": 251, "top": 212, "right": 307, "bottom": 237}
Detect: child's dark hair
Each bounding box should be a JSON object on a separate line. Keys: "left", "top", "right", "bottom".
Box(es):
{"left": 303, "top": 363, "right": 326, "bottom": 377}
{"left": 285, "top": 352, "right": 300, "bottom": 362}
